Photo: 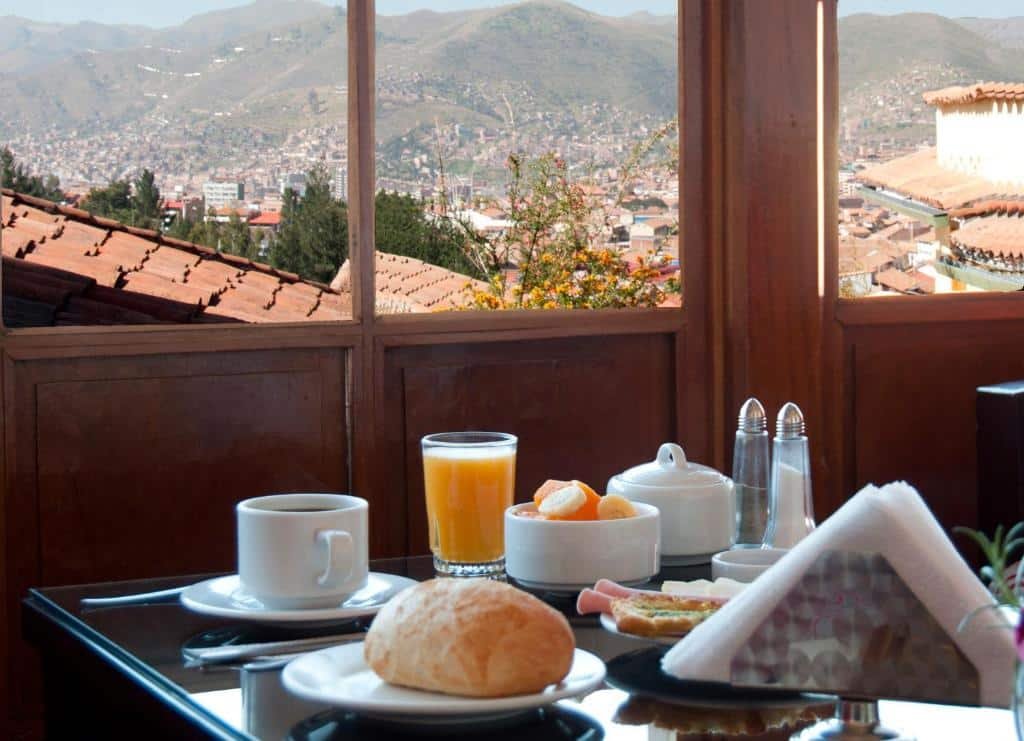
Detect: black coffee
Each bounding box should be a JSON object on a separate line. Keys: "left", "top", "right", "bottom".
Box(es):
{"left": 275, "top": 507, "right": 337, "bottom": 513}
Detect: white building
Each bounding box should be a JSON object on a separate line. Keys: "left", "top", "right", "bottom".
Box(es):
{"left": 925, "top": 83, "right": 1024, "bottom": 188}
{"left": 202, "top": 181, "right": 244, "bottom": 209}
{"left": 279, "top": 173, "right": 307, "bottom": 198}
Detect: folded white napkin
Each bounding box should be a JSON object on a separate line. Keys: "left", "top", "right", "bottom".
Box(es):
{"left": 661, "top": 481, "right": 1015, "bottom": 708}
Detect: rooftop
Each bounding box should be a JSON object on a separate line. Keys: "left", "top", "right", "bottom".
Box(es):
{"left": 332, "top": 252, "right": 489, "bottom": 313}
{"left": 857, "top": 148, "right": 1018, "bottom": 211}
{"left": 923, "top": 82, "right": 1024, "bottom": 107}
{"left": 1, "top": 189, "right": 350, "bottom": 327}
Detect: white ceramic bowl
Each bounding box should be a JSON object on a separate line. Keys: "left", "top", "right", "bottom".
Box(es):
{"left": 710, "top": 547, "right": 788, "bottom": 583}
{"left": 606, "top": 475, "right": 735, "bottom": 558}
{"left": 504, "top": 502, "right": 661, "bottom": 593}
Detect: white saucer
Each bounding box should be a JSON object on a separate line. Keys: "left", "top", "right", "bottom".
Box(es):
{"left": 660, "top": 552, "right": 715, "bottom": 567}
{"left": 511, "top": 576, "right": 652, "bottom": 596}
{"left": 180, "top": 572, "right": 417, "bottom": 624}
{"left": 599, "top": 611, "right": 681, "bottom": 646}
{"left": 282, "top": 642, "right": 607, "bottom": 721}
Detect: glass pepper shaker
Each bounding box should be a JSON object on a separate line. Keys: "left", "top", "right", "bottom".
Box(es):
{"left": 732, "top": 398, "right": 770, "bottom": 548}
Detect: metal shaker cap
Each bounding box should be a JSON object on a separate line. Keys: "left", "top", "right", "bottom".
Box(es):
{"left": 776, "top": 402, "right": 806, "bottom": 439}
{"left": 737, "top": 398, "right": 767, "bottom": 433}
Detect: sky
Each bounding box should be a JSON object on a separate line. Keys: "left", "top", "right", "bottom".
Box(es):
{"left": 3, "top": 0, "right": 1020, "bottom": 28}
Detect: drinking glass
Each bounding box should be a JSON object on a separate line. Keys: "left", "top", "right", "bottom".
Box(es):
{"left": 421, "top": 432, "right": 517, "bottom": 577}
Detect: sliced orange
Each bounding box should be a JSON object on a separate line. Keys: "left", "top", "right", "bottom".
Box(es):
{"left": 545, "top": 480, "right": 601, "bottom": 521}
{"left": 533, "top": 479, "right": 574, "bottom": 508}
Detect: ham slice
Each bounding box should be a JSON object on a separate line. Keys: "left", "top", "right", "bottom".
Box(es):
{"left": 576, "top": 579, "right": 729, "bottom": 616}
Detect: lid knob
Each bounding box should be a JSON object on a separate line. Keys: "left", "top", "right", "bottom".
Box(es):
{"left": 777, "top": 402, "right": 805, "bottom": 439}
{"left": 655, "top": 443, "right": 688, "bottom": 469}
{"left": 737, "top": 398, "right": 767, "bottom": 433}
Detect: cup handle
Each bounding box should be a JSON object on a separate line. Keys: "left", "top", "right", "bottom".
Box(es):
{"left": 316, "top": 529, "right": 354, "bottom": 588}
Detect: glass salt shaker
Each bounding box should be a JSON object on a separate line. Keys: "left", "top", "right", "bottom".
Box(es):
{"left": 763, "top": 402, "right": 816, "bottom": 548}
{"left": 732, "top": 398, "right": 770, "bottom": 548}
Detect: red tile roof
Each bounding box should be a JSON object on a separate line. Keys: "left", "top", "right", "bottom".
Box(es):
{"left": 1, "top": 189, "right": 350, "bottom": 327}
{"left": 857, "top": 148, "right": 1018, "bottom": 211}
{"left": 923, "top": 82, "right": 1024, "bottom": 107}
{"left": 248, "top": 211, "right": 282, "bottom": 226}
{"left": 951, "top": 212, "right": 1024, "bottom": 258}
{"left": 332, "top": 252, "right": 488, "bottom": 313}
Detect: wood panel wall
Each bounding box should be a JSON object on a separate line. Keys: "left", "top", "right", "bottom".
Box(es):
{"left": 380, "top": 333, "right": 679, "bottom": 556}
{"left": 839, "top": 319, "right": 1024, "bottom": 538}
{"left": 2, "top": 346, "right": 348, "bottom": 737}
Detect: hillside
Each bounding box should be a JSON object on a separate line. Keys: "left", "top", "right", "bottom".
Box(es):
{"left": 956, "top": 17, "right": 1024, "bottom": 50}
{"left": 839, "top": 13, "right": 1024, "bottom": 94}
{"left": 0, "top": 17, "right": 156, "bottom": 73}
{"left": 6, "top": 3, "right": 1024, "bottom": 187}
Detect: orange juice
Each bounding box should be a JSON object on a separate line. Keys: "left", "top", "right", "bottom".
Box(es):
{"left": 423, "top": 446, "right": 516, "bottom": 564}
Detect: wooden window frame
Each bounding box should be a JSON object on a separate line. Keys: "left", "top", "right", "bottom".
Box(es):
{"left": 820, "top": 0, "right": 1024, "bottom": 329}
{"left": 0, "top": 0, "right": 700, "bottom": 354}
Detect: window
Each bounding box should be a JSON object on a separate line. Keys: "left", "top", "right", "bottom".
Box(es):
{"left": 837, "top": 1, "right": 1024, "bottom": 297}
{"left": 1, "top": 3, "right": 350, "bottom": 327}
{"left": 372, "top": 1, "right": 680, "bottom": 315}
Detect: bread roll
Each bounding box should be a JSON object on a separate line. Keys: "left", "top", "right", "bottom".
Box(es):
{"left": 364, "top": 578, "right": 575, "bottom": 697}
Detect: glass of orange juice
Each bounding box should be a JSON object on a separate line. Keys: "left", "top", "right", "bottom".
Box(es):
{"left": 421, "top": 432, "right": 517, "bottom": 577}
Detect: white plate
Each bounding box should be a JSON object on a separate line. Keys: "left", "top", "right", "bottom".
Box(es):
{"left": 282, "top": 642, "right": 607, "bottom": 721}
{"left": 599, "top": 611, "right": 681, "bottom": 646}
{"left": 180, "top": 572, "right": 417, "bottom": 624}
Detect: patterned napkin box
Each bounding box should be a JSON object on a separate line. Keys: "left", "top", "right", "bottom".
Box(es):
{"left": 729, "top": 549, "right": 979, "bottom": 704}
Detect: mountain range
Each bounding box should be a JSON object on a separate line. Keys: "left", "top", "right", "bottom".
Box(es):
{"left": 1, "top": 1, "right": 1024, "bottom": 170}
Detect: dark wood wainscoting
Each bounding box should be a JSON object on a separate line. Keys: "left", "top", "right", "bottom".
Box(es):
{"left": 374, "top": 332, "right": 681, "bottom": 557}
{"left": 840, "top": 319, "right": 1024, "bottom": 538}
{"left": 2, "top": 345, "right": 347, "bottom": 736}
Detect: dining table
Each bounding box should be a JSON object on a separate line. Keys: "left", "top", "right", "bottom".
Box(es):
{"left": 23, "top": 556, "right": 1017, "bottom": 740}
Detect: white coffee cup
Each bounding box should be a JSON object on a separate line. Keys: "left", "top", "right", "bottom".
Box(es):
{"left": 237, "top": 493, "right": 368, "bottom": 609}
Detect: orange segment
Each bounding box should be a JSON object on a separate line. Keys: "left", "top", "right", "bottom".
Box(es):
{"left": 533, "top": 479, "right": 574, "bottom": 508}
{"left": 549, "top": 480, "right": 601, "bottom": 521}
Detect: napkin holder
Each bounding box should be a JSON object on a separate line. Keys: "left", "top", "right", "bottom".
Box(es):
{"left": 729, "top": 548, "right": 987, "bottom": 739}
{"left": 662, "top": 483, "right": 1016, "bottom": 739}
{"left": 729, "top": 549, "right": 981, "bottom": 705}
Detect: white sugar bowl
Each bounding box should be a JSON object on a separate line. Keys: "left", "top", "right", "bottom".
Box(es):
{"left": 607, "top": 443, "right": 735, "bottom": 565}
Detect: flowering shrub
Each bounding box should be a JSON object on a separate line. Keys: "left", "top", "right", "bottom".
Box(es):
{"left": 461, "top": 153, "right": 670, "bottom": 310}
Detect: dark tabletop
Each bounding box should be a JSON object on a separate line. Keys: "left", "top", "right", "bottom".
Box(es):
{"left": 24, "top": 557, "right": 1015, "bottom": 740}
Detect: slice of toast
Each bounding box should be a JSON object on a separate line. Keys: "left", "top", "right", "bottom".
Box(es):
{"left": 610, "top": 593, "right": 721, "bottom": 637}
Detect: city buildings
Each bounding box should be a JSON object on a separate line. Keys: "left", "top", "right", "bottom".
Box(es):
{"left": 202, "top": 181, "right": 245, "bottom": 209}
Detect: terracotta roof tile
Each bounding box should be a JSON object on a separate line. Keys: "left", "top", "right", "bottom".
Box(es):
{"left": 139, "top": 245, "right": 201, "bottom": 283}
{"left": 185, "top": 259, "right": 241, "bottom": 294}
{"left": 857, "top": 148, "right": 1015, "bottom": 210}
{"left": 235, "top": 270, "right": 281, "bottom": 295}
{"left": 271, "top": 283, "right": 321, "bottom": 317}
{"left": 952, "top": 213, "right": 1024, "bottom": 256}
{"left": 924, "top": 82, "right": 1024, "bottom": 107}
{"left": 2, "top": 230, "right": 35, "bottom": 258}
{"left": 120, "top": 271, "right": 215, "bottom": 306}
{"left": 875, "top": 268, "right": 919, "bottom": 293}
{"left": 57, "top": 221, "right": 109, "bottom": 254}
{"left": 360, "top": 251, "right": 486, "bottom": 312}
{"left": 23, "top": 251, "right": 123, "bottom": 287}
{"left": 1, "top": 188, "right": 352, "bottom": 326}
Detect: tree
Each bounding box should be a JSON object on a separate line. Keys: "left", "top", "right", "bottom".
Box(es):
{"left": 133, "top": 169, "right": 161, "bottom": 223}
{"left": 80, "top": 168, "right": 162, "bottom": 230}
{"left": 375, "top": 191, "right": 484, "bottom": 280}
{"left": 221, "top": 212, "right": 258, "bottom": 260}
{"left": 80, "top": 179, "right": 132, "bottom": 221}
{"left": 460, "top": 153, "right": 668, "bottom": 310}
{"left": 0, "top": 146, "right": 63, "bottom": 201}
{"left": 269, "top": 164, "right": 347, "bottom": 283}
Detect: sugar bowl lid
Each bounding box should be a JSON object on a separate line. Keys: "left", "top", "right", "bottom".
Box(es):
{"left": 617, "top": 443, "right": 728, "bottom": 488}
